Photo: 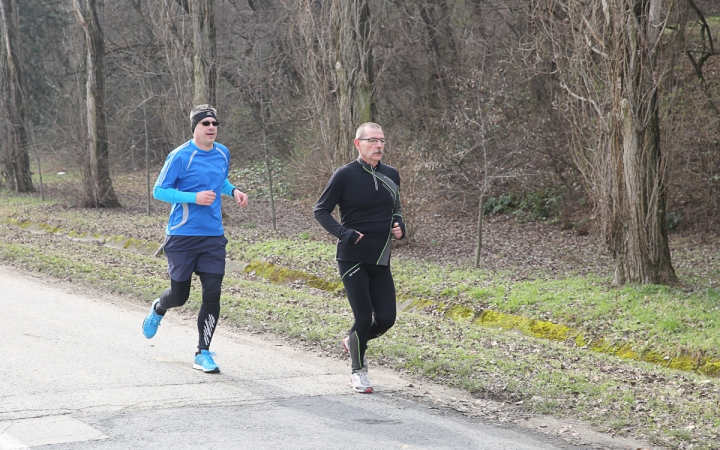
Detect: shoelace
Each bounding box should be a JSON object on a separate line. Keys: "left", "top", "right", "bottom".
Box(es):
{"left": 147, "top": 311, "right": 162, "bottom": 326}
{"left": 356, "top": 371, "right": 371, "bottom": 387}
{"left": 198, "top": 351, "right": 217, "bottom": 363}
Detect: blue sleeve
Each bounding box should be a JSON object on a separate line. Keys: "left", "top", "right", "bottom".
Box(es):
{"left": 221, "top": 178, "right": 236, "bottom": 197}
{"left": 153, "top": 151, "right": 196, "bottom": 204}
{"left": 153, "top": 186, "right": 197, "bottom": 204}
{"left": 155, "top": 151, "right": 182, "bottom": 190}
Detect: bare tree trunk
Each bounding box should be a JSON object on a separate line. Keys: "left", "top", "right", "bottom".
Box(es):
{"left": 474, "top": 194, "right": 483, "bottom": 268}
{"left": 143, "top": 100, "right": 151, "bottom": 215}
{"left": 261, "top": 99, "right": 277, "bottom": 231}
{"left": 73, "top": 0, "right": 121, "bottom": 208}
{"left": 607, "top": 0, "right": 676, "bottom": 285}
{"left": 190, "top": 0, "right": 216, "bottom": 106}
{"left": 417, "top": 0, "right": 456, "bottom": 108}
{"left": 0, "top": 0, "right": 33, "bottom": 192}
{"left": 152, "top": 0, "right": 194, "bottom": 141}
{"left": 333, "top": 0, "right": 375, "bottom": 163}
{"left": 530, "top": 0, "right": 677, "bottom": 285}
{"left": 34, "top": 149, "right": 43, "bottom": 201}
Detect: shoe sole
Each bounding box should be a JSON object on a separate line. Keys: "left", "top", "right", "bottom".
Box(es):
{"left": 350, "top": 384, "right": 373, "bottom": 394}
{"left": 349, "top": 375, "right": 373, "bottom": 393}
{"left": 193, "top": 363, "right": 220, "bottom": 373}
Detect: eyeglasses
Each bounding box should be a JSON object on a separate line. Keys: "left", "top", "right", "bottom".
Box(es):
{"left": 200, "top": 120, "right": 219, "bottom": 127}
{"left": 357, "top": 138, "right": 386, "bottom": 144}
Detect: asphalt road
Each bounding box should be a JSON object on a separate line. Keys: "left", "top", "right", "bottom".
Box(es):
{"left": 0, "top": 266, "right": 652, "bottom": 450}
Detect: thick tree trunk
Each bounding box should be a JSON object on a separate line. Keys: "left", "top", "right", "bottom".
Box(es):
{"left": 333, "top": 0, "right": 375, "bottom": 163}
{"left": 0, "top": 0, "right": 33, "bottom": 192}
{"left": 417, "top": 0, "right": 456, "bottom": 109}
{"left": 190, "top": 0, "right": 216, "bottom": 106}
{"left": 73, "top": 0, "right": 121, "bottom": 208}
{"left": 608, "top": 0, "right": 676, "bottom": 284}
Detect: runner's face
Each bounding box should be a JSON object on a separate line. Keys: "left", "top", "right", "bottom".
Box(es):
{"left": 193, "top": 117, "right": 219, "bottom": 150}
{"left": 354, "top": 128, "right": 385, "bottom": 167}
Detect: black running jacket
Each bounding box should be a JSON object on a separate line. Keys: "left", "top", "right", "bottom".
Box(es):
{"left": 314, "top": 158, "right": 405, "bottom": 266}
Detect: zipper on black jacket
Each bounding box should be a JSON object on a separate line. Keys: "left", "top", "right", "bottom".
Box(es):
{"left": 357, "top": 158, "right": 379, "bottom": 190}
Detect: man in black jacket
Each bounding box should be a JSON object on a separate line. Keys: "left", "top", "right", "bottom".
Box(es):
{"left": 314, "top": 122, "right": 405, "bottom": 393}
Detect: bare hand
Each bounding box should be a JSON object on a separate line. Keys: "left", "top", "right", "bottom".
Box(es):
{"left": 392, "top": 222, "right": 403, "bottom": 239}
{"left": 196, "top": 190, "right": 216, "bottom": 206}
{"left": 233, "top": 190, "right": 248, "bottom": 208}
{"left": 354, "top": 231, "right": 364, "bottom": 244}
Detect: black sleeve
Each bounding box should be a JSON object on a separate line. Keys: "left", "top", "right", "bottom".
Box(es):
{"left": 392, "top": 173, "right": 406, "bottom": 240}
{"left": 313, "top": 170, "right": 359, "bottom": 245}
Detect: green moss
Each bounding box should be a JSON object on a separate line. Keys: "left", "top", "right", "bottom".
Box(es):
{"left": 700, "top": 361, "right": 720, "bottom": 376}
{"left": 445, "top": 305, "right": 476, "bottom": 322}
{"left": 474, "top": 310, "right": 577, "bottom": 343}
{"left": 397, "top": 296, "right": 436, "bottom": 312}
{"left": 527, "top": 319, "right": 575, "bottom": 341}
{"left": 243, "top": 260, "right": 343, "bottom": 293}
{"left": 614, "top": 345, "right": 639, "bottom": 360}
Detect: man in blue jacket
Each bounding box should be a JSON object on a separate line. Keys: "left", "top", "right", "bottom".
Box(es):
{"left": 314, "top": 122, "right": 405, "bottom": 393}
{"left": 142, "top": 104, "right": 248, "bottom": 374}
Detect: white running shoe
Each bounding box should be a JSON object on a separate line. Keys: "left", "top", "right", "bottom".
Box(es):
{"left": 349, "top": 371, "right": 373, "bottom": 393}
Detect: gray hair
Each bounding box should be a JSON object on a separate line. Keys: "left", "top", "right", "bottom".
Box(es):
{"left": 355, "top": 122, "right": 382, "bottom": 139}
{"left": 190, "top": 104, "right": 217, "bottom": 122}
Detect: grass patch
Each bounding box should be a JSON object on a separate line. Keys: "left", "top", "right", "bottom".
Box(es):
{"left": 3, "top": 186, "right": 720, "bottom": 448}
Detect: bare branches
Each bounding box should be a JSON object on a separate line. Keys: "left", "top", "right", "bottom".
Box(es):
{"left": 527, "top": 0, "right": 678, "bottom": 284}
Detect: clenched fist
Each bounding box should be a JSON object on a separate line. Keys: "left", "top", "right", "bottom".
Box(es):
{"left": 196, "top": 190, "right": 216, "bottom": 206}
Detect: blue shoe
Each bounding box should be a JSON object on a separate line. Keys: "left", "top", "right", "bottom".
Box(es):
{"left": 142, "top": 298, "right": 163, "bottom": 339}
{"left": 193, "top": 350, "right": 220, "bottom": 373}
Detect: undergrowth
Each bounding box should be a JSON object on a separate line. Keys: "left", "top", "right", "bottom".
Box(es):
{"left": 2, "top": 185, "right": 720, "bottom": 448}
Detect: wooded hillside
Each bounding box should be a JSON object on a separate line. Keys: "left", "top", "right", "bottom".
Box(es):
{"left": 1, "top": 0, "right": 719, "bottom": 283}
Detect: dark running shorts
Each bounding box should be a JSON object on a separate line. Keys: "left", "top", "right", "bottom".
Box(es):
{"left": 164, "top": 235, "right": 228, "bottom": 281}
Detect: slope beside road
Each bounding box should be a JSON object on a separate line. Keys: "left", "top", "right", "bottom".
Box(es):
{"left": 0, "top": 265, "right": 652, "bottom": 450}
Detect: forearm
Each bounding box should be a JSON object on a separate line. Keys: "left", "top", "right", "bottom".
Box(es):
{"left": 392, "top": 198, "right": 406, "bottom": 239}
{"left": 221, "top": 178, "right": 237, "bottom": 197}
{"left": 153, "top": 185, "right": 197, "bottom": 204}
{"left": 314, "top": 209, "right": 359, "bottom": 244}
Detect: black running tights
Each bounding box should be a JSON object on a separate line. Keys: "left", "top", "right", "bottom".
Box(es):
{"left": 156, "top": 272, "right": 224, "bottom": 351}
{"left": 338, "top": 262, "right": 396, "bottom": 373}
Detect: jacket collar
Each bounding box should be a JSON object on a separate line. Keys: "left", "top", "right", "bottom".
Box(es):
{"left": 356, "top": 157, "right": 381, "bottom": 170}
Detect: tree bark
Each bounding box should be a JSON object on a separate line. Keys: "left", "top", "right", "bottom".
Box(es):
{"left": 73, "top": 0, "right": 121, "bottom": 208}
{"left": 333, "top": 0, "right": 375, "bottom": 163}
{"left": 189, "top": 0, "right": 216, "bottom": 106}
{"left": 474, "top": 194, "right": 483, "bottom": 268}
{"left": 261, "top": 98, "right": 277, "bottom": 231}
{"left": 417, "top": 0, "right": 456, "bottom": 108}
{"left": 531, "top": 0, "right": 677, "bottom": 285}
{"left": 607, "top": 0, "right": 676, "bottom": 284}
{"left": 0, "top": 0, "right": 33, "bottom": 192}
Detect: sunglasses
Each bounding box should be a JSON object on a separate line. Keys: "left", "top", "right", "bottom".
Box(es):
{"left": 200, "top": 120, "right": 219, "bottom": 127}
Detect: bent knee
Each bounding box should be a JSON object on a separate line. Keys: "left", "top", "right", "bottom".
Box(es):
{"left": 375, "top": 315, "right": 396, "bottom": 334}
